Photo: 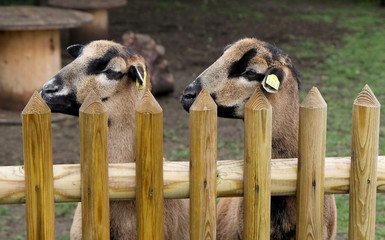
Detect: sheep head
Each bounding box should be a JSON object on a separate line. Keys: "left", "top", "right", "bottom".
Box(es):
{"left": 41, "top": 40, "right": 150, "bottom": 116}
{"left": 180, "top": 38, "right": 300, "bottom": 119}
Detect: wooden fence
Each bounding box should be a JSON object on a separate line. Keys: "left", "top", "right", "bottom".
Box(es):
{"left": 0, "top": 85, "right": 382, "bottom": 239}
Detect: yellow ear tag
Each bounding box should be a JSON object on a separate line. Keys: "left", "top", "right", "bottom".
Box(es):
{"left": 266, "top": 74, "right": 280, "bottom": 90}
{"left": 136, "top": 70, "right": 146, "bottom": 90}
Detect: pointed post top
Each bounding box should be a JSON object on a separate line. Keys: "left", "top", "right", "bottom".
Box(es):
{"left": 354, "top": 85, "right": 380, "bottom": 107}
{"left": 190, "top": 89, "right": 217, "bottom": 112}
{"left": 300, "top": 87, "right": 327, "bottom": 109}
{"left": 22, "top": 91, "right": 51, "bottom": 115}
{"left": 245, "top": 86, "right": 271, "bottom": 110}
{"left": 136, "top": 90, "right": 162, "bottom": 114}
{"left": 79, "top": 90, "right": 106, "bottom": 114}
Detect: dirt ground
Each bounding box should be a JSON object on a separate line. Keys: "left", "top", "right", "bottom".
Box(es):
{"left": 0, "top": 0, "right": 353, "bottom": 238}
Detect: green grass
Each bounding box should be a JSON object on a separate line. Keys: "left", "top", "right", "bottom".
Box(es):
{"left": 214, "top": 3, "right": 265, "bottom": 20}
{"left": 57, "top": 235, "right": 70, "bottom": 240}
{"left": 281, "top": 2, "right": 385, "bottom": 238}
{"left": 11, "top": 235, "right": 24, "bottom": 240}
{"left": 287, "top": 6, "right": 385, "bottom": 157}
{"left": 164, "top": 128, "right": 181, "bottom": 143}
{"left": 0, "top": 207, "right": 9, "bottom": 217}
{"left": 0, "top": 203, "right": 76, "bottom": 239}
{"left": 169, "top": 145, "right": 190, "bottom": 160}
{"left": 291, "top": 13, "right": 334, "bottom": 23}
{"left": 55, "top": 202, "right": 77, "bottom": 218}
{"left": 336, "top": 194, "right": 385, "bottom": 239}
{"left": 218, "top": 138, "right": 242, "bottom": 156}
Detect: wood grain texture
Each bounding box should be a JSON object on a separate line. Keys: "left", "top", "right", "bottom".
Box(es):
{"left": 0, "top": 30, "right": 61, "bottom": 109}
{"left": 79, "top": 91, "right": 110, "bottom": 240}
{"left": 0, "top": 6, "right": 92, "bottom": 30}
{"left": 243, "top": 87, "right": 272, "bottom": 239}
{"left": 296, "top": 87, "right": 327, "bottom": 240}
{"left": 22, "top": 91, "right": 55, "bottom": 240}
{"left": 135, "top": 90, "right": 164, "bottom": 240}
{"left": 349, "top": 85, "right": 380, "bottom": 240}
{"left": 189, "top": 89, "right": 217, "bottom": 240}
{"left": 3, "top": 156, "right": 385, "bottom": 203}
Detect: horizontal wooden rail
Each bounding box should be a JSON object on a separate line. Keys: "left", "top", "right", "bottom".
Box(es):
{"left": 1, "top": 156, "right": 385, "bottom": 204}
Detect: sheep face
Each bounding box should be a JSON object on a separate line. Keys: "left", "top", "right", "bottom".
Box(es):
{"left": 180, "top": 38, "right": 300, "bottom": 119}
{"left": 41, "top": 40, "right": 148, "bottom": 116}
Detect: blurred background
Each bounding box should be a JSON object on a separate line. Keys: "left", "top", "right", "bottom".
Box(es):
{"left": 0, "top": 0, "right": 384, "bottom": 239}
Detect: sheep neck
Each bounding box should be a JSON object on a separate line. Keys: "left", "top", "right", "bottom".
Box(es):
{"left": 105, "top": 89, "right": 143, "bottom": 163}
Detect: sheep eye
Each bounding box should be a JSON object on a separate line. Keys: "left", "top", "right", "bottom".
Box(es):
{"left": 243, "top": 70, "right": 265, "bottom": 81}
{"left": 245, "top": 70, "right": 257, "bottom": 77}
{"left": 104, "top": 69, "right": 124, "bottom": 80}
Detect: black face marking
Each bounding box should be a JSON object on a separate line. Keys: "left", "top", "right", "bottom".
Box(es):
{"left": 41, "top": 92, "right": 81, "bottom": 116}
{"left": 87, "top": 48, "right": 127, "bottom": 76}
{"left": 217, "top": 104, "right": 240, "bottom": 118}
{"left": 108, "top": 119, "right": 112, "bottom": 127}
{"left": 102, "top": 97, "right": 109, "bottom": 102}
{"left": 228, "top": 48, "right": 257, "bottom": 78}
{"left": 211, "top": 94, "right": 240, "bottom": 119}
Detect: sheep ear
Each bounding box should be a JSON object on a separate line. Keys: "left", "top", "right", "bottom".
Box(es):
{"left": 261, "top": 66, "right": 285, "bottom": 93}
{"left": 129, "top": 65, "right": 146, "bottom": 90}
{"left": 67, "top": 44, "right": 83, "bottom": 58}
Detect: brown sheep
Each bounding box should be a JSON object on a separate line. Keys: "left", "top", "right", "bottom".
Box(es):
{"left": 180, "top": 38, "right": 337, "bottom": 240}
{"left": 41, "top": 40, "right": 189, "bottom": 240}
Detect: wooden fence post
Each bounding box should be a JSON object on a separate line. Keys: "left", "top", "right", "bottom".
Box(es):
{"left": 296, "top": 87, "right": 327, "bottom": 240}
{"left": 79, "top": 91, "right": 110, "bottom": 239}
{"left": 349, "top": 85, "right": 380, "bottom": 240}
{"left": 22, "top": 91, "right": 55, "bottom": 240}
{"left": 189, "top": 89, "right": 217, "bottom": 240}
{"left": 136, "top": 90, "right": 164, "bottom": 240}
{"left": 243, "top": 86, "right": 272, "bottom": 239}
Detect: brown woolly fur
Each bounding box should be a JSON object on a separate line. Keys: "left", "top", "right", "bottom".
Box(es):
{"left": 181, "top": 38, "right": 337, "bottom": 240}
{"left": 41, "top": 40, "right": 189, "bottom": 240}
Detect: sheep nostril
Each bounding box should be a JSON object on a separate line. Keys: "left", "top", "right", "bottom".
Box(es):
{"left": 183, "top": 92, "right": 196, "bottom": 99}
{"left": 42, "top": 84, "right": 59, "bottom": 94}
{"left": 44, "top": 88, "right": 57, "bottom": 94}
{"left": 181, "top": 79, "right": 202, "bottom": 102}
{"left": 45, "top": 89, "right": 57, "bottom": 94}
